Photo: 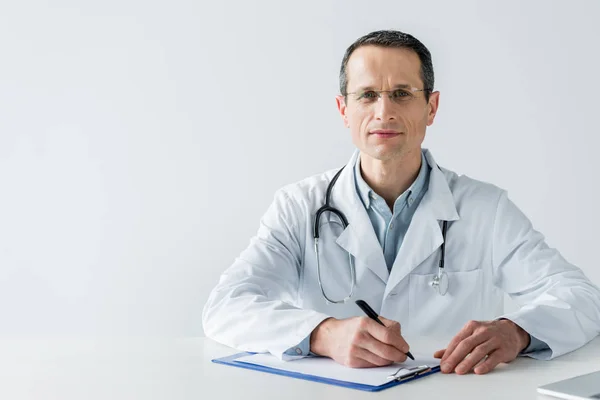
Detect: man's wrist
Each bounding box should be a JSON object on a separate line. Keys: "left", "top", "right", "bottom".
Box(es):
{"left": 497, "top": 318, "right": 530, "bottom": 352}
{"left": 502, "top": 319, "right": 530, "bottom": 352}
{"left": 310, "top": 317, "right": 335, "bottom": 357}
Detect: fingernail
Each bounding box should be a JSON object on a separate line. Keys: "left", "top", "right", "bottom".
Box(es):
{"left": 441, "top": 363, "right": 450, "bottom": 373}
{"left": 456, "top": 366, "right": 465, "bottom": 374}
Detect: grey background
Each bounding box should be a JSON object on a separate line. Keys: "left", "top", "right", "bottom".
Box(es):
{"left": 0, "top": 0, "right": 598, "bottom": 337}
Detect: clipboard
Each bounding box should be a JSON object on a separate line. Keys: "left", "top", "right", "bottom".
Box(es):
{"left": 212, "top": 352, "right": 441, "bottom": 392}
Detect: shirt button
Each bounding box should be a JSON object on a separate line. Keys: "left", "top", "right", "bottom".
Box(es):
{"left": 389, "top": 223, "right": 394, "bottom": 229}
{"left": 295, "top": 348, "right": 302, "bottom": 355}
{"left": 409, "top": 197, "right": 414, "bottom": 204}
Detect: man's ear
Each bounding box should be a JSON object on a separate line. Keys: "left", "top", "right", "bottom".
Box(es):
{"left": 336, "top": 95, "right": 350, "bottom": 128}
{"left": 426, "top": 91, "right": 440, "bottom": 127}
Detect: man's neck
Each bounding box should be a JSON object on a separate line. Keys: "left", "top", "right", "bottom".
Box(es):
{"left": 359, "top": 149, "right": 422, "bottom": 210}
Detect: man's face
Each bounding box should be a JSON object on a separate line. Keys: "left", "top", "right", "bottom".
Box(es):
{"left": 336, "top": 46, "right": 440, "bottom": 162}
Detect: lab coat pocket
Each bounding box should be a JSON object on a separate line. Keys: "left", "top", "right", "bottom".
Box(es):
{"left": 408, "top": 269, "right": 482, "bottom": 335}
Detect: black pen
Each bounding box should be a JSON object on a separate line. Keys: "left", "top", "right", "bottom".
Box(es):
{"left": 355, "top": 299, "right": 415, "bottom": 361}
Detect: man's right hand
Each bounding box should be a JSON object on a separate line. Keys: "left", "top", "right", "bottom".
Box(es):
{"left": 309, "top": 316, "right": 410, "bottom": 368}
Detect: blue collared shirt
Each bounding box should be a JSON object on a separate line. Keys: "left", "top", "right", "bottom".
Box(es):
{"left": 354, "top": 151, "right": 429, "bottom": 272}
{"left": 284, "top": 150, "right": 547, "bottom": 357}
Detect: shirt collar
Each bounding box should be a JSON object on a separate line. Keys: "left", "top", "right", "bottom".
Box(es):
{"left": 354, "top": 155, "right": 373, "bottom": 208}
{"left": 354, "top": 150, "right": 429, "bottom": 210}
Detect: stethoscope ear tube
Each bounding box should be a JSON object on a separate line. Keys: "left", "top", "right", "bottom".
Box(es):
{"left": 430, "top": 220, "right": 449, "bottom": 296}
{"left": 313, "top": 166, "right": 354, "bottom": 304}
{"left": 313, "top": 167, "right": 346, "bottom": 239}
{"left": 439, "top": 220, "right": 448, "bottom": 269}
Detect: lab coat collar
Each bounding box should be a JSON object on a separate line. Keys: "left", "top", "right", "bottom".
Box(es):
{"left": 333, "top": 148, "right": 460, "bottom": 288}
{"left": 421, "top": 148, "right": 460, "bottom": 222}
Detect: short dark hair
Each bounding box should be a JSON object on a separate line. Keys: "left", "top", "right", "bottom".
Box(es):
{"left": 339, "top": 30, "right": 434, "bottom": 102}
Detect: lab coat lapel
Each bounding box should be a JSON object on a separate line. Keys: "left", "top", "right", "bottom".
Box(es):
{"left": 384, "top": 150, "right": 460, "bottom": 297}
{"left": 332, "top": 151, "right": 389, "bottom": 284}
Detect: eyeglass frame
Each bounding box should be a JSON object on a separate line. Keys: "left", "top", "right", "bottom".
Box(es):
{"left": 343, "top": 86, "right": 432, "bottom": 104}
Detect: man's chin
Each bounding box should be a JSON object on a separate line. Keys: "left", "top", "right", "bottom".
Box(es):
{"left": 368, "top": 145, "right": 405, "bottom": 161}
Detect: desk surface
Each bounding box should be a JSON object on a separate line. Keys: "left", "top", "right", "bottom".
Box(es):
{"left": 0, "top": 336, "right": 598, "bottom": 400}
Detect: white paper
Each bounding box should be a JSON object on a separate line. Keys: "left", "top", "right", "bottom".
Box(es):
{"left": 235, "top": 353, "right": 440, "bottom": 387}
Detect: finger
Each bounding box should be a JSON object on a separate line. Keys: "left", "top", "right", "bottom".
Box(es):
{"left": 433, "top": 349, "right": 445, "bottom": 359}
{"left": 353, "top": 346, "right": 394, "bottom": 367}
{"left": 474, "top": 349, "right": 504, "bottom": 375}
{"left": 440, "top": 321, "right": 478, "bottom": 364}
{"left": 378, "top": 316, "right": 401, "bottom": 332}
{"left": 377, "top": 317, "right": 404, "bottom": 342}
{"left": 441, "top": 332, "right": 488, "bottom": 373}
{"left": 359, "top": 331, "right": 407, "bottom": 363}
{"left": 455, "top": 339, "right": 497, "bottom": 375}
{"left": 365, "top": 319, "right": 409, "bottom": 354}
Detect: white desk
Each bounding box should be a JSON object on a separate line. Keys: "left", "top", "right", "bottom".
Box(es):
{"left": 0, "top": 336, "right": 598, "bottom": 399}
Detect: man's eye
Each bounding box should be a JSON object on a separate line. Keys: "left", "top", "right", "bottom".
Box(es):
{"left": 360, "top": 91, "right": 378, "bottom": 99}
{"left": 392, "top": 90, "right": 411, "bottom": 99}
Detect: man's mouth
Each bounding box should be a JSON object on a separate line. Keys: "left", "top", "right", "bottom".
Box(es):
{"left": 370, "top": 129, "right": 402, "bottom": 137}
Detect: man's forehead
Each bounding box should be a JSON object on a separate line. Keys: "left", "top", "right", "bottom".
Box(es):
{"left": 346, "top": 45, "right": 422, "bottom": 89}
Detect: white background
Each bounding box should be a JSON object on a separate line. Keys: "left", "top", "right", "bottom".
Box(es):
{"left": 0, "top": 0, "right": 598, "bottom": 337}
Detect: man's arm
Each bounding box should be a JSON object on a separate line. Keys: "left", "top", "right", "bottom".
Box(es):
{"left": 202, "top": 189, "right": 330, "bottom": 360}
{"left": 434, "top": 190, "right": 600, "bottom": 374}
{"left": 493, "top": 190, "right": 600, "bottom": 359}
{"left": 202, "top": 188, "right": 413, "bottom": 366}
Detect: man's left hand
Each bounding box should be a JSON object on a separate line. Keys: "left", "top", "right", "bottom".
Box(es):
{"left": 433, "top": 319, "right": 530, "bottom": 375}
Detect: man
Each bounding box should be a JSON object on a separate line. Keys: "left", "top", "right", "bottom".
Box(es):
{"left": 202, "top": 30, "right": 600, "bottom": 375}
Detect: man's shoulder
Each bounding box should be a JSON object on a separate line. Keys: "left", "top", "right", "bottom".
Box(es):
{"left": 277, "top": 167, "right": 340, "bottom": 201}
{"left": 441, "top": 166, "right": 506, "bottom": 202}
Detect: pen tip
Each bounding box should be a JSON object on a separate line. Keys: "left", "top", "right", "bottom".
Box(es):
{"left": 406, "top": 351, "right": 415, "bottom": 361}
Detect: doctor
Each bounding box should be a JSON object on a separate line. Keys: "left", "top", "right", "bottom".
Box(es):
{"left": 202, "top": 30, "right": 600, "bottom": 375}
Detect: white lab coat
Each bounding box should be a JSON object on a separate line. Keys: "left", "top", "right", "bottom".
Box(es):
{"left": 202, "top": 149, "right": 600, "bottom": 361}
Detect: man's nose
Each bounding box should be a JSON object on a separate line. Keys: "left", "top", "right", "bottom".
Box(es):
{"left": 374, "top": 95, "right": 397, "bottom": 121}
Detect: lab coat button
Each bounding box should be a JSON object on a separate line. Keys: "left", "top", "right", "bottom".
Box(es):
{"left": 295, "top": 348, "right": 302, "bottom": 355}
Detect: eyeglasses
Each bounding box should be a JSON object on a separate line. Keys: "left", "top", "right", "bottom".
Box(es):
{"left": 346, "top": 87, "right": 430, "bottom": 104}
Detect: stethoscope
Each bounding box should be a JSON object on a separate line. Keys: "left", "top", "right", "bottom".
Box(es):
{"left": 313, "top": 166, "right": 450, "bottom": 304}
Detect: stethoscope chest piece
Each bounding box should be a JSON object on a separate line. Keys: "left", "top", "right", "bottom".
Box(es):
{"left": 430, "top": 268, "right": 449, "bottom": 296}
